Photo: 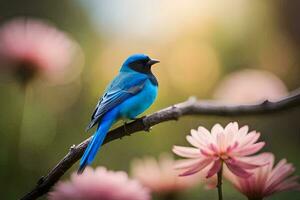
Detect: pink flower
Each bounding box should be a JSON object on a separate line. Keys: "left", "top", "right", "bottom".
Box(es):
{"left": 48, "top": 167, "right": 150, "bottom": 200}
{"left": 213, "top": 69, "right": 288, "bottom": 105}
{"left": 0, "top": 18, "right": 83, "bottom": 85}
{"left": 173, "top": 122, "right": 266, "bottom": 179}
{"left": 225, "top": 153, "right": 300, "bottom": 199}
{"left": 131, "top": 153, "right": 200, "bottom": 194}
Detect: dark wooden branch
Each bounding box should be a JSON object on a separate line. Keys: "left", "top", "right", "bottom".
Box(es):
{"left": 20, "top": 91, "right": 300, "bottom": 200}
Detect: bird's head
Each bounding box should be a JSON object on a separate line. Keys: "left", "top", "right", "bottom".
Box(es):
{"left": 120, "top": 54, "right": 159, "bottom": 74}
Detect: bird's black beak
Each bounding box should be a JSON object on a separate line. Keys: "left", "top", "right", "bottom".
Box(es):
{"left": 147, "top": 59, "right": 160, "bottom": 67}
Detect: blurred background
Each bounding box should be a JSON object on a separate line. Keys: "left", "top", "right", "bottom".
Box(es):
{"left": 0, "top": 0, "right": 299, "bottom": 199}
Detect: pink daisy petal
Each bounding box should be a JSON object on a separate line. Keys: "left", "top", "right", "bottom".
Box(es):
{"left": 229, "top": 158, "right": 264, "bottom": 169}
{"left": 172, "top": 146, "right": 200, "bottom": 158}
{"left": 173, "top": 122, "right": 269, "bottom": 193}
{"left": 267, "top": 159, "right": 289, "bottom": 182}
{"left": 186, "top": 135, "right": 202, "bottom": 148}
{"left": 49, "top": 167, "right": 150, "bottom": 200}
{"left": 200, "top": 148, "right": 214, "bottom": 157}
{"left": 238, "top": 125, "right": 249, "bottom": 137}
{"left": 235, "top": 142, "right": 265, "bottom": 156}
{"left": 226, "top": 153, "right": 300, "bottom": 199}
{"left": 274, "top": 176, "right": 300, "bottom": 192}
{"left": 0, "top": 18, "right": 83, "bottom": 85}
{"left": 265, "top": 164, "right": 295, "bottom": 193}
{"left": 195, "top": 127, "right": 213, "bottom": 144}
{"left": 272, "top": 176, "right": 299, "bottom": 191}
{"left": 190, "top": 129, "right": 203, "bottom": 143}
{"left": 238, "top": 131, "right": 260, "bottom": 148}
{"left": 206, "top": 160, "right": 222, "bottom": 178}
{"left": 131, "top": 154, "right": 201, "bottom": 194}
{"left": 211, "top": 124, "right": 223, "bottom": 138}
{"left": 174, "top": 158, "right": 202, "bottom": 169}
{"left": 225, "top": 122, "right": 239, "bottom": 134}
{"left": 179, "top": 159, "right": 213, "bottom": 177}
{"left": 225, "top": 160, "right": 252, "bottom": 178}
{"left": 197, "top": 126, "right": 211, "bottom": 137}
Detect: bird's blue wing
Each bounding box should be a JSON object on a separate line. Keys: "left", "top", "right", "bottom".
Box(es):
{"left": 86, "top": 73, "right": 148, "bottom": 131}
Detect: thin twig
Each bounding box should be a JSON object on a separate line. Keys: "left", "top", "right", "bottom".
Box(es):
{"left": 20, "top": 91, "right": 300, "bottom": 200}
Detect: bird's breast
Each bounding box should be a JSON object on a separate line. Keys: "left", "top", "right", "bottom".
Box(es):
{"left": 119, "top": 80, "right": 158, "bottom": 119}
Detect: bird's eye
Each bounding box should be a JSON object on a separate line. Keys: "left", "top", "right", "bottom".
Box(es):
{"left": 128, "top": 58, "right": 152, "bottom": 74}
{"left": 137, "top": 60, "right": 145, "bottom": 65}
{"left": 140, "top": 60, "right": 148, "bottom": 65}
{"left": 130, "top": 59, "right": 147, "bottom": 67}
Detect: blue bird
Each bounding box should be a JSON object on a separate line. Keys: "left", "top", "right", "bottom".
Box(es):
{"left": 78, "top": 54, "right": 159, "bottom": 173}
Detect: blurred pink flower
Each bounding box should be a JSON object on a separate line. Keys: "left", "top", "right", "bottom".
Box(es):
{"left": 173, "top": 122, "right": 266, "bottom": 179}
{"left": 131, "top": 153, "right": 200, "bottom": 194}
{"left": 0, "top": 18, "right": 83, "bottom": 85}
{"left": 213, "top": 69, "right": 288, "bottom": 104}
{"left": 225, "top": 153, "right": 300, "bottom": 200}
{"left": 48, "top": 167, "right": 150, "bottom": 200}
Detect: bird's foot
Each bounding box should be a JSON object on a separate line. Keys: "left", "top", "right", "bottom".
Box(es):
{"left": 69, "top": 144, "right": 76, "bottom": 152}
{"left": 144, "top": 126, "right": 152, "bottom": 132}
{"left": 123, "top": 121, "right": 131, "bottom": 136}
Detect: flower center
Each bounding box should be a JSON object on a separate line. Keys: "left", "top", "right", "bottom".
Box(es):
{"left": 219, "top": 153, "right": 229, "bottom": 160}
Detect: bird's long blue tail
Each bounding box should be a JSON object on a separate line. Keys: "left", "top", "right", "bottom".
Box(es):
{"left": 78, "top": 112, "right": 116, "bottom": 174}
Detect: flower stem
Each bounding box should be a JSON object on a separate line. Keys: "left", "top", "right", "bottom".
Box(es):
{"left": 18, "top": 85, "right": 31, "bottom": 149}
{"left": 217, "top": 164, "right": 223, "bottom": 200}
{"left": 162, "top": 192, "right": 178, "bottom": 200}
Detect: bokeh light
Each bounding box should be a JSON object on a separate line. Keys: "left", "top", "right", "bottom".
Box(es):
{"left": 213, "top": 69, "right": 288, "bottom": 104}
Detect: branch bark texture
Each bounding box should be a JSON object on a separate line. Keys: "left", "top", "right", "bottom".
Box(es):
{"left": 20, "top": 91, "right": 300, "bottom": 200}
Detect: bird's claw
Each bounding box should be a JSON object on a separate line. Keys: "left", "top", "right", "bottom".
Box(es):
{"left": 123, "top": 122, "right": 131, "bottom": 136}
{"left": 144, "top": 126, "right": 152, "bottom": 132}
{"left": 69, "top": 144, "right": 76, "bottom": 152}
